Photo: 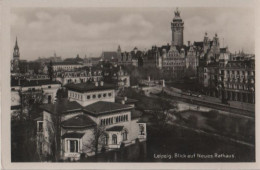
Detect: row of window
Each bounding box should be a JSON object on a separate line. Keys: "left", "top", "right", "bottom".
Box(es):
{"left": 100, "top": 114, "right": 129, "bottom": 126}
{"left": 69, "top": 92, "right": 113, "bottom": 100}
{"left": 224, "top": 84, "right": 249, "bottom": 90}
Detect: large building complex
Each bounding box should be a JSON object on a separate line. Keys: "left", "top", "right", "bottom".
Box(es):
{"left": 38, "top": 82, "right": 146, "bottom": 160}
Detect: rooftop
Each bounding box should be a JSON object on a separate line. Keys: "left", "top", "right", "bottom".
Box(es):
{"left": 66, "top": 82, "right": 115, "bottom": 93}
{"left": 11, "top": 78, "right": 61, "bottom": 87}
{"left": 83, "top": 101, "right": 133, "bottom": 116}
{"left": 61, "top": 114, "right": 96, "bottom": 129}
{"left": 40, "top": 99, "right": 82, "bottom": 115}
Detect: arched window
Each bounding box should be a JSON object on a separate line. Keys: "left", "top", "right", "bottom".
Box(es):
{"left": 112, "top": 134, "right": 117, "bottom": 144}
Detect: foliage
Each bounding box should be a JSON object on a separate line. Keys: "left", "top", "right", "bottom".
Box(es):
{"left": 48, "top": 61, "right": 54, "bottom": 81}
{"left": 84, "top": 125, "right": 106, "bottom": 156}
{"left": 11, "top": 117, "right": 40, "bottom": 161}
{"left": 56, "top": 88, "right": 68, "bottom": 100}
{"left": 19, "top": 90, "right": 46, "bottom": 119}
{"left": 187, "top": 115, "right": 198, "bottom": 127}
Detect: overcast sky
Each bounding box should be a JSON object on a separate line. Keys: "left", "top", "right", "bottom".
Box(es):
{"left": 11, "top": 7, "right": 254, "bottom": 60}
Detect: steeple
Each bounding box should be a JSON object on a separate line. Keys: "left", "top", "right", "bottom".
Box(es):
{"left": 13, "top": 37, "right": 20, "bottom": 60}
{"left": 14, "top": 37, "right": 19, "bottom": 49}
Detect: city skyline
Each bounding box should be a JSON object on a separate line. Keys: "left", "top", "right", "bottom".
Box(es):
{"left": 11, "top": 7, "right": 255, "bottom": 61}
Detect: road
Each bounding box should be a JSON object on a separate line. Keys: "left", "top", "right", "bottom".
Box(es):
{"left": 161, "top": 87, "right": 255, "bottom": 117}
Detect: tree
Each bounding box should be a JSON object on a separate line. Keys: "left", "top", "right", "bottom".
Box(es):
{"left": 19, "top": 89, "right": 46, "bottom": 120}
{"left": 47, "top": 113, "right": 62, "bottom": 161}
{"left": 150, "top": 97, "right": 176, "bottom": 128}
{"left": 84, "top": 125, "right": 106, "bottom": 157}
{"left": 56, "top": 88, "right": 68, "bottom": 101}
{"left": 48, "top": 61, "right": 54, "bottom": 82}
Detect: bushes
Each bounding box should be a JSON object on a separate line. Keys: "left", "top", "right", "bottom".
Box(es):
{"left": 187, "top": 115, "right": 198, "bottom": 127}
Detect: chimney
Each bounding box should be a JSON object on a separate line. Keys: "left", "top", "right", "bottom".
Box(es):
{"left": 95, "top": 81, "right": 99, "bottom": 87}
{"left": 121, "top": 100, "right": 125, "bottom": 104}
{"left": 124, "top": 96, "right": 127, "bottom": 101}
{"left": 100, "top": 81, "right": 104, "bottom": 86}
{"left": 188, "top": 41, "right": 190, "bottom": 46}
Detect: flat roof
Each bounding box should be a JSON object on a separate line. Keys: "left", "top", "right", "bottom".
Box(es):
{"left": 66, "top": 82, "right": 115, "bottom": 93}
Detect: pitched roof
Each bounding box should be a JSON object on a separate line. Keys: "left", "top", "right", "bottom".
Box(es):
{"left": 83, "top": 101, "right": 133, "bottom": 116}
{"left": 40, "top": 99, "right": 82, "bottom": 115}
{"left": 66, "top": 82, "right": 115, "bottom": 93}
{"left": 102, "top": 52, "right": 118, "bottom": 60}
{"left": 61, "top": 132, "right": 85, "bottom": 139}
{"left": 106, "top": 126, "right": 124, "bottom": 132}
{"left": 61, "top": 114, "right": 96, "bottom": 129}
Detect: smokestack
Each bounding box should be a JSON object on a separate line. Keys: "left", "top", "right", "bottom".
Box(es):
{"left": 100, "top": 81, "right": 104, "bottom": 86}
{"left": 95, "top": 81, "right": 98, "bottom": 87}
{"left": 121, "top": 100, "right": 125, "bottom": 104}
{"left": 124, "top": 96, "right": 127, "bottom": 101}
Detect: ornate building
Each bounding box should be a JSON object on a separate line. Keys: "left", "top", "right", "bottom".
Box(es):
{"left": 11, "top": 37, "right": 20, "bottom": 73}
{"left": 171, "top": 8, "right": 184, "bottom": 46}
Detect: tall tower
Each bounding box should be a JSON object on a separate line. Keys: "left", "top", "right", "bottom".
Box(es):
{"left": 13, "top": 37, "right": 20, "bottom": 60}
{"left": 12, "top": 37, "right": 20, "bottom": 73}
{"left": 171, "top": 8, "right": 184, "bottom": 46}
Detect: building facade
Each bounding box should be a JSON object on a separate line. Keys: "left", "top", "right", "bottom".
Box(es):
{"left": 38, "top": 82, "right": 146, "bottom": 160}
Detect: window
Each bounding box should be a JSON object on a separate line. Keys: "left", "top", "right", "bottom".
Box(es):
{"left": 37, "top": 121, "right": 43, "bottom": 132}
{"left": 103, "top": 135, "right": 108, "bottom": 145}
{"left": 112, "top": 134, "right": 117, "bottom": 144}
{"left": 139, "top": 124, "right": 145, "bottom": 135}
{"left": 98, "top": 94, "right": 101, "bottom": 98}
{"left": 108, "top": 93, "right": 112, "bottom": 97}
{"left": 48, "top": 86, "right": 51, "bottom": 89}
{"left": 93, "top": 94, "right": 96, "bottom": 99}
{"left": 103, "top": 93, "right": 107, "bottom": 97}
{"left": 69, "top": 140, "right": 79, "bottom": 153}
{"left": 87, "top": 95, "right": 90, "bottom": 99}
{"left": 122, "top": 130, "right": 128, "bottom": 141}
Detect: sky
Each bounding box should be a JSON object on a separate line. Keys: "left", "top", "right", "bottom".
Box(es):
{"left": 11, "top": 7, "right": 255, "bottom": 60}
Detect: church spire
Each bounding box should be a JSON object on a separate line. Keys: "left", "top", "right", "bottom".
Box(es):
{"left": 14, "top": 36, "right": 19, "bottom": 49}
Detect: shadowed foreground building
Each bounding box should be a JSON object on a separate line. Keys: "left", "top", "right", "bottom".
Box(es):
{"left": 37, "top": 82, "right": 146, "bottom": 160}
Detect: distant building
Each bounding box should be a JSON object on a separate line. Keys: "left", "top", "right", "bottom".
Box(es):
{"left": 11, "top": 37, "right": 20, "bottom": 73}
{"left": 11, "top": 78, "right": 61, "bottom": 117}
{"left": 54, "top": 70, "right": 103, "bottom": 85}
{"left": 43, "top": 62, "right": 84, "bottom": 73}
{"left": 171, "top": 8, "right": 184, "bottom": 46}
{"left": 218, "top": 56, "right": 255, "bottom": 103}
{"left": 112, "top": 66, "right": 130, "bottom": 88}
{"left": 35, "top": 53, "right": 62, "bottom": 63}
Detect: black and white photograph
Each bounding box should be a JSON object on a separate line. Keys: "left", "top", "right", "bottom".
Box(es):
{"left": 1, "top": 0, "right": 259, "bottom": 169}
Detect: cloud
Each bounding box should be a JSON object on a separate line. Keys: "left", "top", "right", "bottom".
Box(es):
{"left": 11, "top": 8, "right": 254, "bottom": 60}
